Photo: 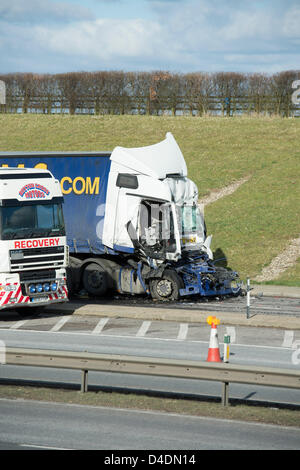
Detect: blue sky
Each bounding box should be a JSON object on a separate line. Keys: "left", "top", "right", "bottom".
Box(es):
{"left": 0, "top": 0, "right": 300, "bottom": 74}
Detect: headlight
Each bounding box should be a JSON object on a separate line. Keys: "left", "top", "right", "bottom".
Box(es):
{"left": 43, "top": 283, "right": 50, "bottom": 292}
{"left": 51, "top": 282, "right": 58, "bottom": 292}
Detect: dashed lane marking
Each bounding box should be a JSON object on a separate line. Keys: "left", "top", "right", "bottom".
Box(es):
{"left": 92, "top": 317, "right": 109, "bottom": 335}
{"left": 177, "top": 323, "right": 189, "bottom": 341}
{"left": 49, "top": 316, "right": 71, "bottom": 332}
{"left": 136, "top": 321, "right": 152, "bottom": 337}
{"left": 10, "top": 320, "right": 27, "bottom": 330}
{"left": 282, "top": 330, "right": 294, "bottom": 348}
{"left": 226, "top": 326, "right": 236, "bottom": 343}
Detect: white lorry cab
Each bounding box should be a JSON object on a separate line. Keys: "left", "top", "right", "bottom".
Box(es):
{"left": 0, "top": 134, "right": 241, "bottom": 302}
{"left": 0, "top": 167, "right": 68, "bottom": 313}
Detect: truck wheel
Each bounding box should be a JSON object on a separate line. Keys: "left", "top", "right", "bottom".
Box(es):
{"left": 67, "top": 256, "right": 82, "bottom": 296}
{"left": 150, "top": 270, "right": 183, "bottom": 301}
{"left": 82, "top": 263, "right": 108, "bottom": 297}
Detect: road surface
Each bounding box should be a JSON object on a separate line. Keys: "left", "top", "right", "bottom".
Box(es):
{"left": 0, "top": 398, "right": 299, "bottom": 450}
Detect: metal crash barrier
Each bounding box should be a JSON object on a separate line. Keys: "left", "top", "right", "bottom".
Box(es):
{"left": 4, "top": 347, "right": 300, "bottom": 406}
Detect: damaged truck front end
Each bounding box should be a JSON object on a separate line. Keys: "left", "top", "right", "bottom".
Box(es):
{"left": 105, "top": 133, "right": 243, "bottom": 301}
{"left": 146, "top": 260, "right": 241, "bottom": 301}
{"left": 135, "top": 199, "right": 242, "bottom": 301}
{"left": 176, "top": 252, "right": 241, "bottom": 298}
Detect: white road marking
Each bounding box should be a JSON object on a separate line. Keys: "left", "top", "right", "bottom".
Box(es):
{"left": 136, "top": 321, "right": 151, "bottom": 337}
{"left": 0, "top": 326, "right": 295, "bottom": 351}
{"left": 92, "top": 317, "right": 109, "bottom": 335}
{"left": 50, "top": 316, "right": 71, "bottom": 332}
{"left": 282, "top": 330, "right": 294, "bottom": 348}
{"left": 10, "top": 320, "right": 27, "bottom": 330}
{"left": 177, "top": 323, "right": 188, "bottom": 341}
{"left": 226, "top": 327, "right": 236, "bottom": 343}
{"left": 21, "top": 444, "right": 71, "bottom": 450}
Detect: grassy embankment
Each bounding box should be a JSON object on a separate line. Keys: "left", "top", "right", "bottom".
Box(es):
{"left": 0, "top": 114, "right": 299, "bottom": 285}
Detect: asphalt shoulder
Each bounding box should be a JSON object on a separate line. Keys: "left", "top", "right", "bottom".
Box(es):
{"left": 251, "top": 285, "right": 300, "bottom": 299}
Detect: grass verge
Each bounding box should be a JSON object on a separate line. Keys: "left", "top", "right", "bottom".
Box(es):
{"left": 0, "top": 114, "right": 299, "bottom": 284}
{"left": 0, "top": 384, "right": 299, "bottom": 428}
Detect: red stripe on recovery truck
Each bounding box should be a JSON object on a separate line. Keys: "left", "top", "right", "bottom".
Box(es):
{"left": 15, "top": 286, "right": 22, "bottom": 298}
{"left": 0, "top": 284, "right": 29, "bottom": 306}
{"left": 2, "top": 291, "right": 14, "bottom": 305}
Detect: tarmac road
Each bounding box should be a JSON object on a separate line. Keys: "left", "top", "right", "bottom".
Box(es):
{"left": 1, "top": 321, "right": 299, "bottom": 406}
{"left": 0, "top": 285, "right": 299, "bottom": 407}
{"left": 0, "top": 398, "right": 299, "bottom": 450}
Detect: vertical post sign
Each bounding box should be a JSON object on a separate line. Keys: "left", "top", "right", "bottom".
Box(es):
{"left": 0, "top": 80, "right": 6, "bottom": 106}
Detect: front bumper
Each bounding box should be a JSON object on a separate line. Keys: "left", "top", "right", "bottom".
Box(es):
{"left": 0, "top": 272, "right": 68, "bottom": 310}
{"left": 177, "top": 254, "right": 242, "bottom": 297}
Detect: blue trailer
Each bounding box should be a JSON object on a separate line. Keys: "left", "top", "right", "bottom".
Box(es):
{"left": 0, "top": 133, "right": 241, "bottom": 300}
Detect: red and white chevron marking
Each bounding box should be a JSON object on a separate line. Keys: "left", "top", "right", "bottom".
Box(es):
{"left": 0, "top": 282, "right": 68, "bottom": 308}
{"left": 0, "top": 283, "right": 27, "bottom": 306}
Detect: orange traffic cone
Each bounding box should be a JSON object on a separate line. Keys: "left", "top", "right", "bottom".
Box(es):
{"left": 206, "top": 316, "right": 222, "bottom": 362}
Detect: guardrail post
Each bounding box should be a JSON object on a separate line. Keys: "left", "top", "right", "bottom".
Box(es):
{"left": 222, "top": 382, "right": 229, "bottom": 406}
{"left": 81, "top": 369, "right": 88, "bottom": 393}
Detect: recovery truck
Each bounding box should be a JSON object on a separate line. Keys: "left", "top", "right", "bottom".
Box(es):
{"left": 0, "top": 133, "right": 241, "bottom": 301}
{"left": 0, "top": 167, "right": 68, "bottom": 313}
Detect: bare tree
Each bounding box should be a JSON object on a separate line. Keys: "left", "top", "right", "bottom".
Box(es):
{"left": 184, "top": 72, "right": 213, "bottom": 116}
{"left": 213, "top": 72, "right": 246, "bottom": 116}
{"left": 56, "top": 72, "right": 84, "bottom": 114}
{"left": 270, "top": 70, "right": 299, "bottom": 117}
{"left": 245, "top": 73, "right": 270, "bottom": 114}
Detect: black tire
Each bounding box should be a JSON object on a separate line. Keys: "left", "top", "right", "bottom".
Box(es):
{"left": 82, "top": 262, "right": 108, "bottom": 297}
{"left": 66, "top": 256, "right": 82, "bottom": 296}
{"left": 149, "top": 269, "right": 184, "bottom": 301}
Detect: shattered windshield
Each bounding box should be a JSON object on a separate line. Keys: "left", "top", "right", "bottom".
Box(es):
{"left": 0, "top": 203, "right": 65, "bottom": 240}
{"left": 181, "top": 205, "right": 205, "bottom": 238}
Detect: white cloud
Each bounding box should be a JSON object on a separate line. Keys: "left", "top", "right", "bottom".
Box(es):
{"left": 0, "top": 0, "right": 93, "bottom": 23}
{"left": 36, "top": 18, "right": 164, "bottom": 61}
{"left": 283, "top": 6, "right": 300, "bottom": 38}
{"left": 1, "top": 0, "right": 300, "bottom": 73}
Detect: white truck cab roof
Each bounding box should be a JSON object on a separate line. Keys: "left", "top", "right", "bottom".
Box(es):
{"left": 0, "top": 167, "right": 62, "bottom": 202}
{"left": 110, "top": 132, "right": 187, "bottom": 179}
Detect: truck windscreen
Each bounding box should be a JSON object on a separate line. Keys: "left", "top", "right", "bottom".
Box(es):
{"left": 0, "top": 203, "right": 65, "bottom": 240}
{"left": 181, "top": 205, "right": 205, "bottom": 238}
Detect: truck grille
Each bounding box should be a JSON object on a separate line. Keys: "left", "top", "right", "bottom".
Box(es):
{"left": 9, "top": 246, "right": 65, "bottom": 271}
{"left": 20, "top": 270, "right": 56, "bottom": 282}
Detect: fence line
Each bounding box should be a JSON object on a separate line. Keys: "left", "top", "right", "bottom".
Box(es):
{"left": 1, "top": 94, "right": 299, "bottom": 117}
